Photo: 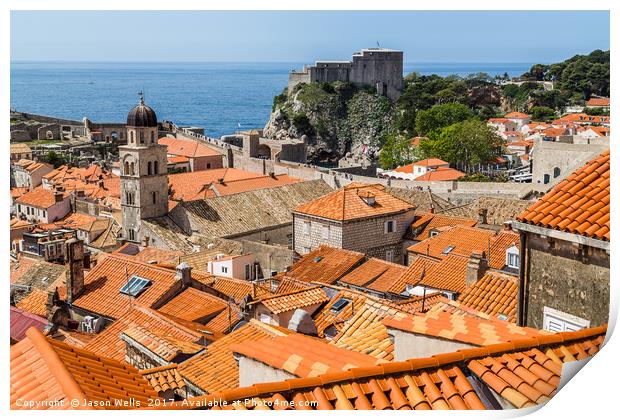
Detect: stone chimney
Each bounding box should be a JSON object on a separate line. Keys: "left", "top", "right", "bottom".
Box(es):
{"left": 65, "top": 238, "right": 85, "bottom": 303}
{"left": 429, "top": 204, "right": 435, "bottom": 214}
{"left": 175, "top": 262, "right": 192, "bottom": 288}
{"left": 466, "top": 251, "right": 488, "bottom": 288}
{"left": 477, "top": 208, "right": 488, "bottom": 225}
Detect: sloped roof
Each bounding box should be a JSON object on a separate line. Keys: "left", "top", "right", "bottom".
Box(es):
{"left": 140, "top": 364, "right": 186, "bottom": 394}
{"left": 15, "top": 289, "right": 49, "bottom": 317}
{"left": 586, "top": 97, "right": 610, "bottom": 107}
{"left": 251, "top": 286, "right": 329, "bottom": 314}
{"left": 439, "top": 196, "right": 532, "bottom": 227}
{"left": 177, "top": 320, "right": 291, "bottom": 394}
{"left": 15, "top": 187, "right": 68, "bottom": 209}
{"left": 339, "top": 257, "right": 407, "bottom": 289}
{"left": 408, "top": 212, "right": 478, "bottom": 241}
{"left": 159, "top": 136, "right": 221, "bottom": 158}
{"left": 230, "top": 334, "right": 379, "bottom": 377}
{"left": 11, "top": 257, "right": 66, "bottom": 293}
{"left": 457, "top": 272, "right": 519, "bottom": 322}
{"left": 84, "top": 306, "right": 206, "bottom": 362}
{"left": 505, "top": 112, "right": 530, "bottom": 119}
{"left": 10, "top": 307, "right": 48, "bottom": 342}
{"left": 157, "top": 287, "right": 229, "bottom": 322}
{"left": 383, "top": 300, "right": 549, "bottom": 346}
{"left": 11, "top": 328, "right": 159, "bottom": 409}
{"left": 413, "top": 167, "right": 466, "bottom": 182}
{"left": 177, "top": 179, "right": 333, "bottom": 239}
{"left": 284, "top": 245, "right": 365, "bottom": 285}
{"left": 294, "top": 183, "right": 414, "bottom": 221}
{"left": 415, "top": 254, "right": 470, "bottom": 293}
{"left": 164, "top": 325, "right": 605, "bottom": 410}
{"left": 121, "top": 326, "right": 204, "bottom": 362}
{"left": 517, "top": 150, "right": 609, "bottom": 241}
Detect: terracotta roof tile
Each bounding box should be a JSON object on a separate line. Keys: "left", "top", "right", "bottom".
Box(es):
{"left": 517, "top": 150, "right": 610, "bottom": 241}
{"left": 157, "top": 287, "right": 229, "bottom": 322}
{"left": 586, "top": 97, "right": 610, "bottom": 107}
{"left": 414, "top": 167, "right": 465, "bottom": 182}
{"left": 84, "top": 306, "right": 206, "bottom": 362}
{"left": 140, "top": 364, "right": 186, "bottom": 394}
{"left": 408, "top": 212, "right": 478, "bottom": 241}
{"left": 408, "top": 225, "right": 496, "bottom": 260}
{"left": 251, "top": 286, "right": 329, "bottom": 314}
{"left": 231, "top": 334, "right": 380, "bottom": 377}
{"left": 505, "top": 112, "right": 530, "bottom": 119}
{"left": 416, "top": 254, "right": 470, "bottom": 293}
{"left": 121, "top": 326, "right": 204, "bottom": 362}
{"left": 457, "top": 272, "right": 519, "bottom": 322}
{"left": 15, "top": 187, "right": 68, "bottom": 209}
{"left": 294, "top": 184, "right": 414, "bottom": 221}
{"left": 203, "top": 304, "right": 243, "bottom": 335}
{"left": 384, "top": 257, "right": 440, "bottom": 295}
{"left": 15, "top": 289, "right": 49, "bottom": 317}
{"left": 283, "top": 245, "right": 365, "bottom": 285}
{"left": 10, "top": 307, "right": 48, "bottom": 342}
{"left": 159, "top": 137, "right": 222, "bottom": 158}
{"left": 340, "top": 258, "right": 407, "bottom": 290}
{"left": 11, "top": 328, "right": 159, "bottom": 409}
{"left": 383, "top": 300, "right": 550, "bottom": 346}
{"left": 177, "top": 320, "right": 291, "bottom": 394}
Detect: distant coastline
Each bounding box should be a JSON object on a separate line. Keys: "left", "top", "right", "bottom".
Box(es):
{"left": 10, "top": 61, "right": 534, "bottom": 138}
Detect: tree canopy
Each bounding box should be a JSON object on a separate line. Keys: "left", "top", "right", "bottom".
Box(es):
{"left": 378, "top": 132, "right": 418, "bottom": 170}
{"left": 414, "top": 103, "right": 474, "bottom": 136}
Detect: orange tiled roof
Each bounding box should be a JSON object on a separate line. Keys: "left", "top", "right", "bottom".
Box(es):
{"left": 413, "top": 167, "right": 465, "bottom": 182}
{"left": 251, "top": 286, "right": 329, "bottom": 314}
{"left": 14, "top": 159, "right": 50, "bottom": 173}
{"left": 157, "top": 287, "right": 229, "bottom": 322}
{"left": 554, "top": 113, "right": 609, "bottom": 124}
{"left": 390, "top": 293, "right": 448, "bottom": 313}
{"left": 586, "top": 97, "right": 610, "bottom": 107}
{"left": 408, "top": 225, "right": 495, "bottom": 260}
{"left": 203, "top": 304, "right": 243, "bottom": 335}
{"left": 15, "top": 187, "right": 68, "bottom": 209}
{"left": 230, "top": 334, "right": 380, "bottom": 377}
{"left": 11, "top": 328, "right": 159, "bottom": 409}
{"left": 10, "top": 187, "right": 30, "bottom": 199}
{"left": 168, "top": 155, "right": 190, "bottom": 164}
{"left": 505, "top": 112, "right": 530, "bottom": 119}
{"left": 414, "top": 158, "right": 449, "bottom": 167}
{"left": 84, "top": 306, "right": 206, "bottom": 362}
{"left": 71, "top": 254, "right": 184, "bottom": 319}
{"left": 457, "top": 271, "right": 519, "bottom": 322}
{"left": 195, "top": 276, "right": 255, "bottom": 303}
{"left": 382, "top": 257, "right": 440, "bottom": 295}
{"left": 409, "top": 212, "right": 478, "bottom": 241}
{"left": 339, "top": 258, "right": 407, "bottom": 290}
{"left": 140, "top": 364, "right": 186, "bottom": 394}
{"left": 416, "top": 254, "right": 470, "bottom": 293}
{"left": 159, "top": 136, "right": 222, "bottom": 158}
{"left": 164, "top": 325, "right": 605, "bottom": 410}
{"left": 177, "top": 320, "right": 291, "bottom": 394}
{"left": 517, "top": 150, "right": 609, "bottom": 241}
{"left": 168, "top": 168, "right": 302, "bottom": 201}
{"left": 284, "top": 245, "right": 365, "bottom": 285}
{"left": 294, "top": 184, "right": 414, "bottom": 221}
{"left": 15, "top": 289, "right": 49, "bottom": 318}
{"left": 121, "top": 326, "right": 204, "bottom": 362}
{"left": 383, "top": 300, "right": 549, "bottom": 346}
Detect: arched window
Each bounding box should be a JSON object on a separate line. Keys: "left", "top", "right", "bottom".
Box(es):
{"left": 151, "top": 131, "right": 155, "bottom": 143}
{"left": 147, "top": 161, "right": 152, "bottom": 175}
{"left": 152, "top": 191, "right": 157, "bottom": 204}
{"left": 553, "top": 167, "right": 561, "bottom": 178}
{"left": 130, "top": 131, "right": 134, "bottom": 143}
{"left": 130, "top": 162, "right": 135, "bottom": 175}
{"left": 543, "top": 174, "right": 550, "bottom": 184}
{"left": 139, "top": 131, "right": 144, "bottom": 144}
{"left": 128, "top": 229, "right": 136, "bottom": 241}
{"left": 124, "top": 161, "right": 129, "bottom": 175}
{"left": 154, "top": 161, "right": 159, "bottom": 175}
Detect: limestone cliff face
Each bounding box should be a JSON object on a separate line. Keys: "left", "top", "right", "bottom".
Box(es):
{"left": 264, "top": 82, "right": 395, "bottom": 163}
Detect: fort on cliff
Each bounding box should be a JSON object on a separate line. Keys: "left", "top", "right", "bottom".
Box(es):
{"left": 288, "top": 48, "right": 404, "bottom": 101}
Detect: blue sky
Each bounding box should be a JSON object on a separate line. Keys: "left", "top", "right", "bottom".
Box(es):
{"left": 11, "top": 10, "right": 609, "bottom": 63}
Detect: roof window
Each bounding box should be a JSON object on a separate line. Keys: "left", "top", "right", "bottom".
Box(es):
{"left": 330, "top": 298, "right": 351, "bottom": 313}
{"left": 119, "top": 275, "right": 152, "bottom": 297}
{"left": 313, "top": 256, "right": 323, "bottom": 263}
{"left": 442, "top": 245, "right": 455, "bottom": 255}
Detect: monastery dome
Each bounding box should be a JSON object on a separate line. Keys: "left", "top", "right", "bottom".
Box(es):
{"left": 127, "top": 96, "right": 157, "bottom": 127}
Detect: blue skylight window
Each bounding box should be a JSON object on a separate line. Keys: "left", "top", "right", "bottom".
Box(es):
{"left": 119, "top": 275, "right": 152, "bottom": 297}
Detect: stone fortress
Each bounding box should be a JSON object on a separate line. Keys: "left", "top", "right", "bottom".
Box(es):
{"left": 288, "top": 48, "right": 404, "bottom": 101}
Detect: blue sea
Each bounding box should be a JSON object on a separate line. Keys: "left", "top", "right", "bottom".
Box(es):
{"left": 11, "top": 61, "right": 532, "bottom": 138}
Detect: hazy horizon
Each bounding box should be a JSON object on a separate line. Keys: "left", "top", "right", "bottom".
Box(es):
{"left": 11, "top": 11, "right": 609, "bottom": 63}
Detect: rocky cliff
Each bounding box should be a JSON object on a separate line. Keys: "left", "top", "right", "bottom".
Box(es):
{"left": 264, "top": 82, "right": 395, "bottom": 163}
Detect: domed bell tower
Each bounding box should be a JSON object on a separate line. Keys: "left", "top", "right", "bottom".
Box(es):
{"left": 120, "top": 93, "right": 169, "bottom": 243}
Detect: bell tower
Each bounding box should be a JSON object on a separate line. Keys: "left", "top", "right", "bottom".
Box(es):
{"left": 120, "top": 93, "right": 168, "bottom": 243}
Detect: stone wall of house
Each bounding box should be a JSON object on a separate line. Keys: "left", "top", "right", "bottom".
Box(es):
{"left": 524, "top": 233, "right": 610, "bottom": 329}
{"left": 239, "top": 240, "right": 294, "bottom": 277}
{"left": 341, "top": 209, "right": 416, "bottom": 263}
{"left": 293, "top": 214, "right": 343, "bottom": 254}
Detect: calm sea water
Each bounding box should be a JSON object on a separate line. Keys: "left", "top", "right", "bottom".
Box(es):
{"left": 11, "top": 61, "right": 532, "bottom": 138}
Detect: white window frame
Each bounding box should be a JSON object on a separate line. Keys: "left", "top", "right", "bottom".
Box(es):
{"left": 302, "top": 221, "right": 310, "bottom": 236}
{"left": 303, "top": 246, "right": 311, "bottom": 254}
{"left": 384, "top": 220, "right": 396, "bottom": 234}
{"left": 221, "top": 266, "right": 228, "bottom": 274}
{"left": 505, "top": 245, "right": 520, "bottom": 269}
{"left": 543, "top": 306, "right": 590, "bottom": 332}
{"left": 386, "top": 249, "right": 394, "bottom": 262}
{"left": 322, "top": 224, "right": 330, "bottom": 240}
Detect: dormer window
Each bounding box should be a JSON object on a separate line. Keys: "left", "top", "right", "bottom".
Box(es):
{"left": 506, "top": 245, "right": 520, "bottom": 269}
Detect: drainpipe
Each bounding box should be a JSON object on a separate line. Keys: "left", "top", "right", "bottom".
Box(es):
{"left": 517, "top": 230, "right": 528, "bottom": 326}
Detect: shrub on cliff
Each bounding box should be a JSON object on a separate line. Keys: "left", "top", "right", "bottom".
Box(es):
{"left": 379, "top": 132, "right": 417, "bottom": 170}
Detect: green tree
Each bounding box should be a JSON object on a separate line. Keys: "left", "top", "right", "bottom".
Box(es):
{"left": 40, "top": 151, "right": 68, "bottom": 168}
{"left": 378, "top": 132, "right": 418, "bottom": 170}
{"left": 423, "top": 119, "right": 503, "bottom": 173}
{"left": 530, "top": 106, "right": 556, "bottom": 121}
{"left": 414, "top": 103, "right": 473, "bottom": 136}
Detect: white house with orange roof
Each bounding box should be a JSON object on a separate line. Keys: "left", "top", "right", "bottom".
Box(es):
{"left": 15, "top": 187, "right": 71, "bottom": 224}
{"left": 487, "top": 118, "right": 518, "bottom": 133}
{"left": 504, "top": 112, "right": 531, "bottom": 129}
{"left": 586, "top": 96, "right": 610, "bottom": 111}
{"left": 205, "top": 253, "right": 257, "bottom": 280}
{"left": 11, "top": 159, "right": 54, "bottom": 189}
